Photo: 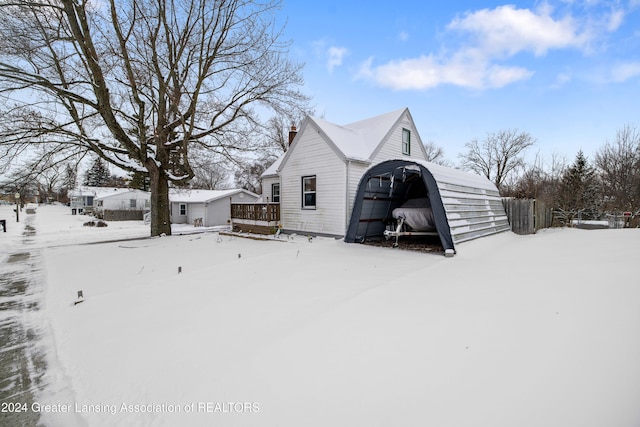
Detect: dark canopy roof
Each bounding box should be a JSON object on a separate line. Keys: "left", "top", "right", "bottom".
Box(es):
{"left": 344, "top": 159, "right": 510, "bottom": 253}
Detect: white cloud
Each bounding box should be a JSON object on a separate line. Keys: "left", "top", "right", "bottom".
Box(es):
{"left": 553, "top": 70, "right": 573, "bottom": 88}
{"left": 606, "top": 8, "right": 625, "bottom": 31}
{"left": 357, "top": 51, "right": 533, "bottom": 90}
{"left": 398, "top": 31, "right": 409, "bottom": 42}
{"left": 610, "top": 62, "right": 640, "bottom": 82}
{"left": 447, "top": 5, "right": 590, "bottom": 57}
{"left": 312, "top": 39, "right": 349, "bottom": 73}
{"left": 326, "top": 46, "right": 349, "bottom": 73}
{"left": 355, "top": 4, "right": 599, "bottom": 91}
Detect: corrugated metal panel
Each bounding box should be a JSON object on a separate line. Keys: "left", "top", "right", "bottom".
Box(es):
{"left": 437, "top": 182, "right": 510, "bottom": 244}
{"left": 345, "top": 159, "right": 511, "bottom": 252}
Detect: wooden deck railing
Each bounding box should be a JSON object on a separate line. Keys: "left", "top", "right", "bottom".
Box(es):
{"left": 231, "top": 203, "right": 280, "bottom": 222}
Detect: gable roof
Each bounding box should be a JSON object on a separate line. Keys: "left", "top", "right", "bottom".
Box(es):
{"left": 261, "top": 155, "right": 283, "bottom": 178}
{"left": 69, "top": 186, "right": 132, "bottom": 198}
{"left": 168, "top": 189, "right": 259, "bottom": 204}
{"left": 261, "top": 108, "right": 423, "bottom": 178}
{"left": 312, "top": 108, "right": 409, "bottom": 162}
{"left": 95, "top": 189, "right": 150, "bottom": 200}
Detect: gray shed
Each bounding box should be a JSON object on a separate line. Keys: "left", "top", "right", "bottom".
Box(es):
{"left": 344, "top": 159, "right": 510, "bottom": 255}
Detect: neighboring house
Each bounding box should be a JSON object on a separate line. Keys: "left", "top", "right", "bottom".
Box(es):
{"left": 169, "top": 189, "right": 260, "bottom": 227}
{"left": 94, "top": 189, "right": 151, "bottom": 220}
{"left": 69, "top": 186, "right": 133, "bottom": 215}
{"left": 261, "top": 108, "right": 429, "bottom": 237}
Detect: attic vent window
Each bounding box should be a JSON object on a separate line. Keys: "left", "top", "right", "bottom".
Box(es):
{"left": 402, "top": 128, "right": 411, "bottom": 155}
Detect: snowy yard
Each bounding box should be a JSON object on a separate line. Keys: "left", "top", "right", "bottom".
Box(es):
{"left": 2, "top": 204, "right": 640, "bottom": 426}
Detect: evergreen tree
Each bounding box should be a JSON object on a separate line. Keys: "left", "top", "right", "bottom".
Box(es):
{"left": 83, "top": 158, "right": 112, "bottom": 187}
{"left": 128, "top": 171, "right": 150, "bottom": 191}
{"left": 557, "top": 151, "right": 600, "bottom": 223}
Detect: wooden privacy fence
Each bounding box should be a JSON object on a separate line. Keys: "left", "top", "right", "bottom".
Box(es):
{"left": 502, "top": 198, "right": 553, "bottom": 235}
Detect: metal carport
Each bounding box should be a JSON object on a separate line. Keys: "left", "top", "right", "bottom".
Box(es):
{"left": 344, "top": 159, "right": 510, "bottom": 255}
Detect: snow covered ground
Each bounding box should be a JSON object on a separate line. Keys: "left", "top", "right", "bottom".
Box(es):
{"left": 2, "top": 204, "right": 640, "bottom": 426}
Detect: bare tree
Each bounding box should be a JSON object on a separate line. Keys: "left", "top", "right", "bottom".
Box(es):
{"left": 36, "top": 162, "right": 64, "bottom": 203}
{"left": 595, "top": 124, "right": 640, "bottom": 212}
{"left": 0, "top": 141, "right": 82, "bottom": 203}
{"left": 507, "top": 151, "right": 568, "bottom": 217}
{"left": 0, "top": 0, "right": 309, "bottom": 236}
{"left": 459, "top": 129, "right": 535, "bottom": 191}
{"left": 263, "top": 108, "right": 314, "bottom": 153}
{"left": 234, "top": 152, "right": 278, "bottom": 194}
{"left": 423, "top": 141, "right": 451, "bottom": 166}
{"left": 189, "top": 149, "right": 231, "bottom": 190}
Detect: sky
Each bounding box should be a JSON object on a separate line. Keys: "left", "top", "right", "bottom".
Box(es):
{"left": 277, "top": 0, "right": 640, "bottom": 164}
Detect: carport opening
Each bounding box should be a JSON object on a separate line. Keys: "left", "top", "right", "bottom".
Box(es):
{"left": 351, "top": 164, "right": 444, "bottom": 253}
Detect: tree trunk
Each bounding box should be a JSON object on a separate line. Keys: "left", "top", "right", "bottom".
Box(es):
{"left": 148, "top": 165, "right": 172, "bottom": 237}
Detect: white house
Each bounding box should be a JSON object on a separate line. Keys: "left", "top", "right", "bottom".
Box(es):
{"left": 69, "top": 186, "right": 133, "bottom": 215}
{"left": 260, "top": 108, "right": 429, "bottom": 237}
{"left": 169, "top": 189, "right": 260, "bottom": 227}
{"left": 94, "top": 189, "right": 151, "bottom": 220}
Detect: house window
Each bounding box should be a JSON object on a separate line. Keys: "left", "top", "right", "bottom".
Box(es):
{"left": 179, "top": 203, "right": 187, "bottom": 216}
{"left": 272, "top": 183, "right": 280, "bottom": 203}
{"left": 130, "top": 199, "right": 137, "bottom": 209}
{"left": 302, "top": 176, "right": 316, "bottom": 209}
{"left": 402, "top": 128, "right": 411, "bottom": 155}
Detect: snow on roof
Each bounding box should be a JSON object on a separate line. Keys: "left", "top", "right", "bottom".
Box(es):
{"left": 168, "top": 189, "right": 258, "bottom": 203}
{"left": 95, "top": 189, "right": 150, "bottom": 200}
{"left": 261, "top": 156, "right": 283, "bottom": 178}
{"left": 313, "top": 108, "right": 407, "bottom": 162}
{"left": 260, "top": 108, "right": 408, "bottom": 179}
{"left": 69, "top": 186, "right": 133, "bottom": 198}
{"left": 411, "top": 159, "right": 499, "bottom": 192}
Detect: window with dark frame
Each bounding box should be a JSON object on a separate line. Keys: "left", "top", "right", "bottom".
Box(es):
{"left": 179, "top": 203, "right": 187, "bottom": 216}
{"left": 402, "top": 128, "right": 411, "bottom": 155}
{"left": 302, "top": 176, "right": 316, "bottom": 209}
{"left": 272, "top": 183, "right": 280, "bottom": 203}
{"left": 130, "top": 199, "right": 137, "bottom": 208}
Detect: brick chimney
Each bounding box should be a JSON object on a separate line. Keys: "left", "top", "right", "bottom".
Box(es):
{"left": 288, "top": 125, "right": 297, "bottom": 148}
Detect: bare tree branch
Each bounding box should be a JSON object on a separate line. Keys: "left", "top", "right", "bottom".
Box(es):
{"left": 459, "top": 129, "right": 535, "bottom": 191}
{"left": 0, "top": 0, "right": 310, "bottom": 235}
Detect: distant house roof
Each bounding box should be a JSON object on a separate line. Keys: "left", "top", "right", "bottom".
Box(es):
{"left": 69, "top": 186, "right": 132, "bottom": 198}
{"left": 261, "top": 108, "right": 419, "bottom": 178}
{"left": 168, "top": 189, "right": 259, "bottom": 203}
{"left": 95, "top": 189, "right": 150, "bottom": 201}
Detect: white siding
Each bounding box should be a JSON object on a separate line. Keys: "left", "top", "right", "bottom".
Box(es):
{"left": 102, "top": 193, "right": 149, "bottom": 211}
{"left": 280, "top": 129, "right": 346, "bottom": 236}
{"left": 171, "top": 202, "right": 189, "bottom": 224}
{"left": 345, "top": 161, "right": 369, "bottom": 229}
{"left": 261, "top": 176, "right": 280, "bottom": 203}
{"left": 188, "top": 204, "right": 206, "bottom": 225}
{"left": 206, "top": 199, "right": 229, "bottom": 226}
{"left": 371, "top": 114, "right": 427, "bottom": 164}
